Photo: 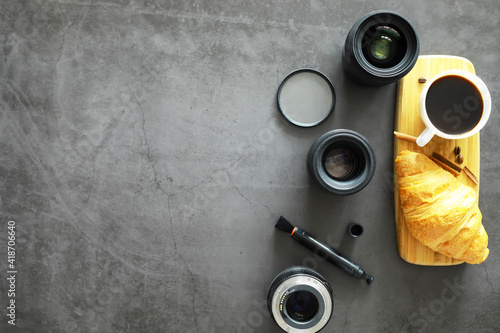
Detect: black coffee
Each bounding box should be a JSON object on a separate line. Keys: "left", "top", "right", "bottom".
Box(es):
{"left": 425, "top": 75, "right": 483, "bottom": 135}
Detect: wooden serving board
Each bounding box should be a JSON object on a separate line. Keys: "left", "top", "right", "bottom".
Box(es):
{"left": 394, "top": 55, "right": 480, "bottom": 266}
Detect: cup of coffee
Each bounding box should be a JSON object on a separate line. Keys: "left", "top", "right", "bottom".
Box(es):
{"left": 416, "top": 70, "right": 491, "bottom": 147}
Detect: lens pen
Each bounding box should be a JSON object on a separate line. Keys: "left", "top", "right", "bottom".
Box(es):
{"left": 275, "top": 216, "right": 374, "bottom": 285}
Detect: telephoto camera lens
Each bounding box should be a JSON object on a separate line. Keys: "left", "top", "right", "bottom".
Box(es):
{"left": 342, "top": 10, "right": 419, "bottom": 86}
{"left": 307, "top": 129, "right": 376, "bottom": 195}
{"left": 267, "top": 267, "right": 333, "bottom": 332}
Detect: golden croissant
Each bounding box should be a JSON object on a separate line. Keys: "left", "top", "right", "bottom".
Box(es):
{"left": 396, "top": 150, "right": 489, "bottom": 264}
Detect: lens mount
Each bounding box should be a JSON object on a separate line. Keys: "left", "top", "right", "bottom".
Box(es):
{"left": 307, "top": 129, "right": 376, "bottom": 195}
{"left": 267, "top": 267, "right": 333, "bottom": 333}
{"left": 342, "top": 10, "right": 420, "bottom": 86}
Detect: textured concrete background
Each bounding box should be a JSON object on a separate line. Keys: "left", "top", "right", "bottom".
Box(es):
{"left": 0, "top": 0, "right": 499, "bottom": 332}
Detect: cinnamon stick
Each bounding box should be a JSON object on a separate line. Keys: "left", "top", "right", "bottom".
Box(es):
{"left": 394, "top": 131, "right": 417, "bottom": 143}
{"left": 431, "top": 152, "right": 463, "bottom": 173}
{"left": 463, "top": 166, "right": 479, "bottom": 185}
{"left": 430, "top": 156, "right": 461, "bottom": 177}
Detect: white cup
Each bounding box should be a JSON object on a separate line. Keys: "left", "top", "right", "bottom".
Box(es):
{"left": 416, "top": 70, "right": 491, "bottom": 147}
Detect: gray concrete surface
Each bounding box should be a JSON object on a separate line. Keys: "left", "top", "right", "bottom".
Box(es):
{"left": 0, "top": 1, "right": 499, "bottom": 332}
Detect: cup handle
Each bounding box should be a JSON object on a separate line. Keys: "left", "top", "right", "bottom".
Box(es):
{"left": 416, "top": 127, "right": 435, "bottom": 147}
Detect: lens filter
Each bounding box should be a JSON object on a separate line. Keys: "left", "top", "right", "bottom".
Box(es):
{"left": 277, "top": 69, "right": 336, "bottom": 127}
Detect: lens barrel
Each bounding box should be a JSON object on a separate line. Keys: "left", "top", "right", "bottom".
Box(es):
{"left": 307, "top": 129, "right": 376, "bottom": 195}
{"left": 342, "top": 10, "right": 419, "bottom": 86}
{"left": 267, "top": 267, "right": 334, "bottom": 332}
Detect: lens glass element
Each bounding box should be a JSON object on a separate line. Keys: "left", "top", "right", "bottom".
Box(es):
{"left": 285, "top": 290, "right": 319, "bottom": 322}
{"left": 324, "top": 147, "right": 356, "bottom": 180}
{"left": 369, "top": 35, "right": 393, "bottom": 60}
{"left": 363, "top": 25, "right": 405, "bottom": 68}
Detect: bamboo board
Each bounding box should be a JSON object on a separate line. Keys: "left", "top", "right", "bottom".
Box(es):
{"left": 394, "top": 55, "right": 480, "bottom": 266}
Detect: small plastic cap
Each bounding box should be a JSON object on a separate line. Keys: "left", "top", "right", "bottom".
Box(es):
{"left": 347, "top": 223, "right": 364, "bottom": 238}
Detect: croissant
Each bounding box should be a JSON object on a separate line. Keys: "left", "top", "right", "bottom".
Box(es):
{"left": 395, "top": 150, "right": 489, "bottom": 264}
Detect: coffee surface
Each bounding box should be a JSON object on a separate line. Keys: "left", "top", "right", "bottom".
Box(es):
{"left": 425, "top": 75, "right": 483, "bottom": 135}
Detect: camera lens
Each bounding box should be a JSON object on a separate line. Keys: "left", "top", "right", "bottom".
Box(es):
{"left": 308, "top": 129, "right": 376, "bottom": 195}
{"left": 342, "top": 11, "right": 419, "bottom": 86}
{"left": 267, "top": 267, "right": 333, "bottom": 332}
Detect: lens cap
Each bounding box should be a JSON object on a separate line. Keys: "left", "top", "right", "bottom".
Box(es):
{"left": 277, "top": 69, "right": 336, "bottom": 127}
